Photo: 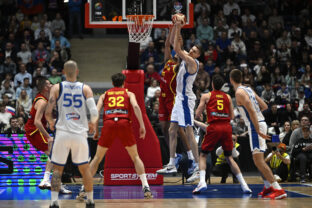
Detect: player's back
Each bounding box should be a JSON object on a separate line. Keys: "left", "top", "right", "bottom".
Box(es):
{"left": 25, "top": 93, "right": 48, "bottom": 133}
{"left": 237, "top": 85, "right": 265, "bottom": 125}
{"left": 175, "top": 60, "right": 198, "bottom": 100}
{"left": 55, "top": 81, "right": 88, "bottom": 134}
{"left": 206, "top": 90, "right": 231, "bottom": 124}
{"left": 103, "top": 87, "right": 131, "bottom": 121}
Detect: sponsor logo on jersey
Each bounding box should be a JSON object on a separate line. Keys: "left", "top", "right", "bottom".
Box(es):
{"left": 105, "top": 109, "right": 128, "bottom": 115}
{"left": 66, "top": 112, "right": 80, "bottom": 120}
{"left": 211, "top": 112, "right": 229, "bottom": 117}
{"left": 110, "top": 173, "right": 158, "bottom": 180}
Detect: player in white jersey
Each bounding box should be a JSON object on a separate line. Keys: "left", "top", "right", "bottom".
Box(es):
{"left": 230, "top": 69, "right": 287, "bottom": 200}
{"left": 45, "top": 60, "right": 99, "bottom": 208}
{"left": 157, "top": 20, "right": 201, "bottom": 175}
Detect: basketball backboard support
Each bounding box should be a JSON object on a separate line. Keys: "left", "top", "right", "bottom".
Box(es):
{"left": 85, "top": 0, "right": 193, "bottom": 28}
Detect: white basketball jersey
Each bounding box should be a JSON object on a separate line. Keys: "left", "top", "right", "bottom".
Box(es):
{"left": 176, "top": 59, "right": 199, "bottom": 100}
{"left": 237, "top": 85, "right": 265, "bottom": 125}
{"left": 55, "top": 81, "right": 88, "bottom": 134}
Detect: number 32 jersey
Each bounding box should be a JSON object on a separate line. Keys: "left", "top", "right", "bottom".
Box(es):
{"left": 206, "top": 90, "right": 231, "bottom": 124}
{"left": 103, "top": 87, "right": 131, "bottom": 121}
{"left": 56, "top": 81, "right": 88, "bottom": 134}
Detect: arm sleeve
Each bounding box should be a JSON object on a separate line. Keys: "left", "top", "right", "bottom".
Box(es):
{"left": 86, "top": 97, "right": 98, "bottom": 123}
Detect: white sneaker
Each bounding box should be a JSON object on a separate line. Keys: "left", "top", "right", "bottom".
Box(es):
{"left": 60, "top": 184, "right": 72, "bottom": 194}
{"left": 241, "top": 185, "right": 252, "bottom": 194}
{"left": 76, "top": 185, "right": 86, "bottom": 202}
{"left": 192, "top": 182, "right": 207, "bottom": 194}
{"left": 186, "top": 171, "right": 200, "bottom": 183}
{"left": 38, "top": 180, "right": 51, "bottom": 190}
{"left": 274, "top": 174, "right": 282, "bottom": 182}
{"left": 156, "top": 164, "right": 177, "bottom": 174}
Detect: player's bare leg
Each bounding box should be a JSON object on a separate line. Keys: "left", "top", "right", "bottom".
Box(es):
{"left": 160, "top": 121, "right": 170, "bottom": 147}
{"left": 125, "top": 144, "right": 153, "bottom": 199}
{"left": 50, "top": 165, "right": 64, "bottom": 207}
{"left": 185, "top": 126, "right": 199, "bottom": 177}
{"left": 77, "top": 163, "right": 94, "bottom": 206}
{"left": 90, "top": 145, "right": 108, "bottom": 177}
{"left": 225, "top": 156, "right": 251, "bottom": 193}
{"left": 39, "top": 143, "right": 53, "bottom": 189}
{"left": 253, "top": 152, "right": 287, "bottom": 199}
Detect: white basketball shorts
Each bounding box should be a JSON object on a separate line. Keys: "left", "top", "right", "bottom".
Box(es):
{"left": 50, "top": 130, "right": 89, "bottom": 166}
{"left": 170, "top": 96, "right": 195, "bottom": 127}
{"left": 248, "top": 121, "right": 268, "bottom": 153}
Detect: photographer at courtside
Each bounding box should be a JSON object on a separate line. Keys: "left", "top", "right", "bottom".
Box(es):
{"left": 265, "top": 143, "right": 290, "bottom": 182}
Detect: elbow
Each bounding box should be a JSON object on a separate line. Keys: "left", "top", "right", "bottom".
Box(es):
{"left": 34, "top": 120, "right": 40, "bottom": 128}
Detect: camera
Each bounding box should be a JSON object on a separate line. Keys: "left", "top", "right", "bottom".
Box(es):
{"left": 272, "top": 146, "right": 279, "bottom": 152}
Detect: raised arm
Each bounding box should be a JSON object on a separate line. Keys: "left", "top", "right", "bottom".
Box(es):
{"left": 45, "top": 84, "right": 59, "bottom": 132}
{"left": 164, "top": 27, "right": 172, "bottom": 62}
{"left": 195, "top": 92, "right": 210, "bottom": 120}
{"left": 128, "top": 91, "right": 146, "bottom": 139}
{"left": 173, "top": 24, "right": 197, "bottom": 74}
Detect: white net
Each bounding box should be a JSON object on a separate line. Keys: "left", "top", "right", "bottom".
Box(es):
{"left": 126, "top": 15, "right": 154, "bottom": 43}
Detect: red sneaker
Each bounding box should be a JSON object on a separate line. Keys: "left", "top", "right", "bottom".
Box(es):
{"left": 263, "top": 188, "right": 287, "bottom": 200}
{"left": 258, "top": 186, "right": 274, "bottom": 198}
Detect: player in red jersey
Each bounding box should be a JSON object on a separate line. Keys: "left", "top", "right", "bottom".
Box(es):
{"left": 24, "top": 77, "right": 71, "bottom": 194}
{"left": 25, "top": 77, "right": 54, "bottom": 189}
{"left": 88, "top": 73, "right": 152, "bottom": 199}
{"left": 192, "top": 75, "right": 251, "bottom": 194}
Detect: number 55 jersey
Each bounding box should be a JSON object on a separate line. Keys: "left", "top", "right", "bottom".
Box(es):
{"left": 56, "top": 81, "right": 88, "bottom": 134}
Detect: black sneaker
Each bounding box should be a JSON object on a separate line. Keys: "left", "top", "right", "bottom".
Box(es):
{"left": 143, "top": 186, "right": 153, "bottom": 199}
{"left": 221, "top": 177, "right": 227, "bottom": 184}
{"left": 86, "top": 200, "right": 95, "bottom": 208}
{"left": 49, "top": 201, "right": 59, "bottom": 208}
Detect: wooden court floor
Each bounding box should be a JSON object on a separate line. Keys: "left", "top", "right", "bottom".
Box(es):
{"left": 0, "top": 176, "right": 311, "bottom": 208}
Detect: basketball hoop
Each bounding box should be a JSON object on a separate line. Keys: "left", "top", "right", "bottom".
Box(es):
{"left": 126, "top": 15, "right": 154, "bottom": 43}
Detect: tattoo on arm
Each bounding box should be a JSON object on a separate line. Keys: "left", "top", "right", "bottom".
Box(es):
{"left": 51, "top": 170, "right": 61, "bottom": 191}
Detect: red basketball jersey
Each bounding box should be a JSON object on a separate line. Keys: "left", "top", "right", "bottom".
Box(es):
{"left": 160, "top": 59, "right": 177, "bottom": 100}
{"left": 103, "top": 87, "right": 131, "bottom": 121}
{"left": 25, "top": 93, "right": 48, "bottom": 133}
{"left": 206, "top": 90, "right": 231, "bottom": 123}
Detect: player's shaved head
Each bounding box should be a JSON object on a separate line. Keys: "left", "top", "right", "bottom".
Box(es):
{"left": 64, "top": 60, "right": 78, "bottom": 78}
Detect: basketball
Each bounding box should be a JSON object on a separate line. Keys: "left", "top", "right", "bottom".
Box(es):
{"left": 172, "top": 13, "right": 186, "bottom": 26}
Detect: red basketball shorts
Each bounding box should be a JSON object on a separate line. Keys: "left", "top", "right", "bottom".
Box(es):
{"left": 26, "top": 129, "right": 48, "bottom": 152}
{"left": 98, "top": 119, "right": 136, "bottom": 148}
{"left": 158, "top": 96, "right": 174, "bottom": 121}
{"left": 201, "top": 122, "right": 233, "bottom": 153}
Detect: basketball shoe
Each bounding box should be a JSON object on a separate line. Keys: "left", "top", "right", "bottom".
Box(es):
{"left": 192, "top": 182, "right": 207, "bottom": 194}
{"left": 86, "top": 199, "right": 95, "bottom": 208}
{"left": 186, "top": 170, "right": 200, "bottom": 183}
{"left": 156, "top": 164, "right": 177, "bottom": 174}
{"left": 143, "top": 186, "right": 153, "bottom": 199}
{"left": 76, "top": 185, "right": 86, "bottom": 201}
{"left": 60, "top": 184, "right": 72, "bottom": 194}
{"left": 187, "top": 160, "right": 198, "bottom": 175}
{"left": 38, "top": 179, "right": 51, "bottom": 189}
{"left": 49, "top": 201, "right": 59, "bottom": 208}
{"left": 258, "top": 186, "right": 274, "bottom": 198}
{"left": 263, "top": 188, "right": 287, "bottom": 200}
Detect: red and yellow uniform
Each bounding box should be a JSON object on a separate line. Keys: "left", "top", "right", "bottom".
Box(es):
{"left": 25, "top": 93, "right": 49, "bottom": 152}
{"left": 202, "top": 90, "right": 233, "bottom": 154}
{"left": 159, "top": 59, "right": 177, "bottom": 121}
{"left": 98, "top": 87, "right": 136, "bottom": 148}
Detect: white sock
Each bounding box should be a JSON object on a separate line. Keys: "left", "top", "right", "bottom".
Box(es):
{"left": 187, "top": 150, "right": 194, "bottom": 160}
{"left": 139, "top": 174, "right": 149, "bottom": 188}
{"left": 51, "top": 191, "right": 59, "bottom": 204}
{"left": 236, "top": 173, "right": 247, "bottom": 187}
{"left": 199, "top": 170, "right": 206, "bottom": 184}
{"left": 43, "top": 171, "right": 51, "bottom": 181}
{"left": 86, "top": 191, "right": 94, "bottom": 202}
{"left": 263, "top": 180, "right": 271, "bottom": 189}
{"left": 271, "top": 181, "right": 282, "bottom": 190}
{"left": 169, "top": 157, "right": 175, "bottom": 166}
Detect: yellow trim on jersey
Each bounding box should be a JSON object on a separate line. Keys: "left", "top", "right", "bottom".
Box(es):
{"left": 29, "top": 128, "right": 48, "bottom": 144}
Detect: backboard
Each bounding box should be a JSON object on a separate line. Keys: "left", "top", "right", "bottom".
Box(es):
{"left": 85, "top": 0, "right": 193, "bottom": 28}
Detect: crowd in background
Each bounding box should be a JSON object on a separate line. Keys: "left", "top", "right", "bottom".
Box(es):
{"left": 143, "top": 0, "right": 312, "bottom": 183}
{"left": 0, "top": 0, "right": 85, "bottom": 134}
